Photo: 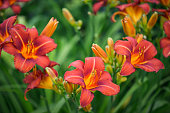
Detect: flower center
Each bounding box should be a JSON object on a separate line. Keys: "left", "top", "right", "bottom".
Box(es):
{"left": 21, "top": 41, "right": 37, "bottom": 59}
{"left": 84, "top": 70, "right": 100, "bottom": 90}
{"left": 131, "top": 47, "right": 145, "bottom": 66}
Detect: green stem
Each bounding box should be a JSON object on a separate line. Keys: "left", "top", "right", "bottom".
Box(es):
{"left": 43, "top": 90, "right": 51, "bottom": 113}
{"left": 62, "top": 94, "right": 72, "bottom": 113}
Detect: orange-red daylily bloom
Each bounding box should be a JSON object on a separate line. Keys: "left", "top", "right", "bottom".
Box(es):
{"left": 112, "top": 1, "right": 150, "bottom": 24}
{"left": 3, "top": 27, "right": 57, "bottom": 73}
{"left": 114, "top": 37, "right": 164, "bottom": 76}
{"left": 152, "top": 8, "right": 170, "bottom": 20}
{"left": 160, "top": 20, "right": 170, "bottom": 57}
{"left": 0, "top": 16, "right": 25, "bottom": 56}
{"left": 0, "top": 0, "right": 30, "bottom": 14}
{"left": 64, "top": 57, "right": 120, "bottom": 107}
{"left": 93, "top": 0, "right": 108, "bottom": 14}
{"left": 24, "top": 62, "right": 58, "bottom": 100}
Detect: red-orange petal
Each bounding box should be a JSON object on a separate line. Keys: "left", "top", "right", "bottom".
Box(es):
{"left": 136, "top": 58, "right": 164, "bottom": 72}
{"left": 114, "top": 40, "right": 132, "bottom": 57}
{"left": 93, "top": 1, "right": 104, "bottom": 14}
{"left": 27, "top": 28, "right": 39, "bottom": 41}
{"left": 10, "top": 27, "right": 29, "bottom": 50}
{"left": 116, "top": 2, "right": 136, "bottom": 11}
{"left": 36, "top": 55, "right": 50, "bottom": 68}
{"left": 80, "top": 88, "right": 94, "bottom": 107}
{"left": 163, "top": 20, "right": 170, "bottom": 37}
{"left": 162, "top": 46, "right": 170, "bottom": 57}
{"left": 64, "top": 69, "right": 85, "bottom": 87}
{"left": 99, "top": 71, "right": 112, "bottom": 81}
{"left": 11, "top": 4, "right": 21, "bottom": 14}
{"left": 68, "top": 60, "right": 84, "bottom": 72}
{"left": 2, "top": 43, "right": 18, "bottom": 55}
{"left": 92, "top": 80, "right": 120, "bottom": 96}
{"left": 134, "top": 40, "right": 157, "bottom": 60}
{"left": 34, "top": 36, "right": 57, "bottom": 55}
{"left": 125, "top": 37, "right": 138, "bottom": 48}
{"left": 84, "top": 57, "right": 105, "bottom": 77}
{"left": 160, "top": 37, "right": 170, "bottom": 48}
{"left": 138, "top": 3, "right": 150, "bottom": 15}
{"left": 14, "top": 53, "right": 36, "bottom": 73}
{"left": 120, "top": 61, "right": 136, "bottom": 76}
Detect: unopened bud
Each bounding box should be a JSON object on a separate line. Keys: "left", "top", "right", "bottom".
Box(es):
{"left": 142, "top": 14, "right": 147, "bottom": 25}
{"left": 106, "top": 65, "right": 113, "bottom": 74}
{"left": 62, "top": 8, "right": 75, "bottom": 26}
{"left": 41, "top": 17, "right": 58, "bottom": 37}
{"left": 121, "top": 16, "right": 136, "bottom": 37}
{"left": 63, "top": 81, "right": 73, "bottom": 94}
{"left": 92, "top": 44, "right": 109, "bottom": 63}
{"left": 147, "top": 12, "right": 158, "bottom": 30}
{"left": 116, "top": 54, "right": 126, "bottom": 66}
{"left": 45, "top": 67, "right": 57, "bottom": 82}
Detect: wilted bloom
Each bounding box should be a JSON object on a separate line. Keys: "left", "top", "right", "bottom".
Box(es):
{"left": 147, "top": 12, "right": 158, "bottom": 30}
{"left": 3, "top": 27, "right": 57, "bottom": 73}
{"left": 112, "top": 1, "right": 150, "bottom": 24}
{"left": 64, "top": 57, "right": 120, "bottom": 107}
{"left": 41, "top": 17, "right": 58, "bottom": 37}
{"left": 160, "top": 20, "right": 170, "bottom": 57}
{"left": 121, "top": 16, "right": 136, "bottom": 37}
{"left": 24, "top": 65, "right": 58, "bottom": 100}
{"left": 0, "top": 0, "right": 30, "bottom": 14}
{"left": 114, "top": 37, "right": 164, "bottom": 76}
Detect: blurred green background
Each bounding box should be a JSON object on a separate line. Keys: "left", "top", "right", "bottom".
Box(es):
{"left": 0, "top": 0, "right": 170, "bottom": 113}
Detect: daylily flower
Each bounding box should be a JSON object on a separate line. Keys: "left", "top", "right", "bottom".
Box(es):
{"left": 64, "top": 57, "right": 120, "bottom": 107}
{"left": 152, "top": 8, "right": 170, "bottom": 20}
{"left": 24, "top": 63, "right": 58, "bottom": 100}
{"left": 114, "top": 37, "right": 164, "bottom": 76}
{"left": 0, "top": 16, "right": 25, "bottom": 56}
{"left": 0, "top": 0, "right": 30, "bottom": 14}
{"left": 112, "top": 1, "right": 150, "bottom": 24}
{"left": 3, "top": 27, "right": 57, "bottom": 73}
{"left": 160, "top": 20, "right": 170, "bottom": 57}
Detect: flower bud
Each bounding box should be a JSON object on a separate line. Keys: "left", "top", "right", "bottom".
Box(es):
{"left": 83, "top": 104, "right": 92, "bottom": 112}
{"left": 62, "top": 8, "right": 75, "bottom": 26}
{"left": 106, "top": 64, "right": 113, "bottom": 74}
{"left": 147, "top": 12, "right": 158, "bottom": 30}
{"left": 107, "top": 37, "right": 114, "bottom": 49}
{"left": 121, "top": 16, "right": 136, "bottom": 37}
{"left": 116, "top": 72, "right": 127, "bottom": 84}
{"left": 135, "top": 34, "right": 143, "bottom": 43}
{"left": 116, "top": 54, "right": 126, "bottom": 66}
{"left": 45, "top": 67, "right": 57, "bottom": 82}
{"left": 63, "top": 81, "right": 73, "bottom": 94}
{"left": 142, "top": 14, "right": 147, "bottom": 26}
{"left": 92, "top": 44, "right": 109, "bottom": 63}
{"left": 41, "top": 17, "right": 58, "bottom": 37}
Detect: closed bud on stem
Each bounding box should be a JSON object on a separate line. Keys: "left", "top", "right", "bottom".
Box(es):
{"left": 83, "top": 104, "right": 92, "bottom": 112}
{"left": 116, "top": 54, "right": 126, "bottom": 67}
{"left": 116, "top": 72, "right": 127, "bottom": 85}
{"left": 45, "top": 67, "right": 57, "bottom": 83}
{"left": 75, "top": 20, "right": 83, "bottom": 30}
{"left": 106, "top": 64, "right": 113, "bottom": 74}
{"left": 62, "top": 8, "right": 75, "bottom": 26}
{"left": 63, "top": 81, "right": 73, "bottom": 94}
{"left": 121, "top": 16, "right": 136, "bottom": 37}
{"left": 92, "top": 44, "right": 109, "bottom": 63}
{"left": 142, "top": 14, "right": 147, "bottom": 26}
{"left": 57, "top": 77, "right": 63, "bottom": 84}
{"left": 147, "top": 12, "right": 158, "bottom": 30}
{"left": 41, "top": 17, "right": 58, "bottom": 37}
{"left": 135, "top": 34, "right": 143, "bottom": 43}
{"left": 107, "top": 37, "right": 114, "bottom": 49}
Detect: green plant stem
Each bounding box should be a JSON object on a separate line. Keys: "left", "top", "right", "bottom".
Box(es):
{"left": 43, "top": 90, "right": 51, "bottom": 113}
{"left": 62, "top": 94, "right": 72, "bottom": 113}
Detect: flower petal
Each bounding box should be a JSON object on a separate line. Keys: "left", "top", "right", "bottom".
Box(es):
{"left": 64, "top": 69, "right": 85, "bottom": 87}
{"left": 162, "top": 46, "right": 170, "bottom": 57}
{"left": 2, "top": 43, "right": 18, "bottom": 55}
{"left": 99, "top": 71, "right": 112, "bottom": 81}
{"left": 160, "top": 37, "right": 170, "bottom": 48}
{"left": 68, "top": 60, "right": 84, "bottom": 72}
{"left": 92, "top": 80, "right": 120, "bottom": 96}
{"left": 14, "top": 53, "right": 36, "bottom": 73}
{"left": 10, "top": 27, "right": 29, "bottom": 50}
{"left": 136, "top": 58, "right": 164, "bottom": 72}
{"left": 139, "top": 3, "right": 150, "bottom": 15}
{"left": 163, "top": 20, "right": 170, "bottom": 37}
{"left": 36, "top": 55, "right": 50, "bottom": 68}
{"left": 120, "top": 61, "right": 136, "bottom": 76}
{"left": 93, "top": 1, "right": 104, "bottom": 14}
{"left": 84, "top": 57, "right": 105, "bottom": 77}
{"left": 80, "top": 88, "right": 94, "bottom": 107}
{"left": 11, "top": 4, "right": 21, "bottom": 14}
{"left": 27, "top": 28, "right": 39, "bottom": 41}
{"left": 134, "top": 40, "right": 157, "bottom": 60}
{"left": 34, "top": 36, "right": 57, "bottom": 55}
{"left": 114, "top": 40, "right": 132, "bottom": 57}
{"left": 125, "top": 37, "right": 138, "bottom": 48}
